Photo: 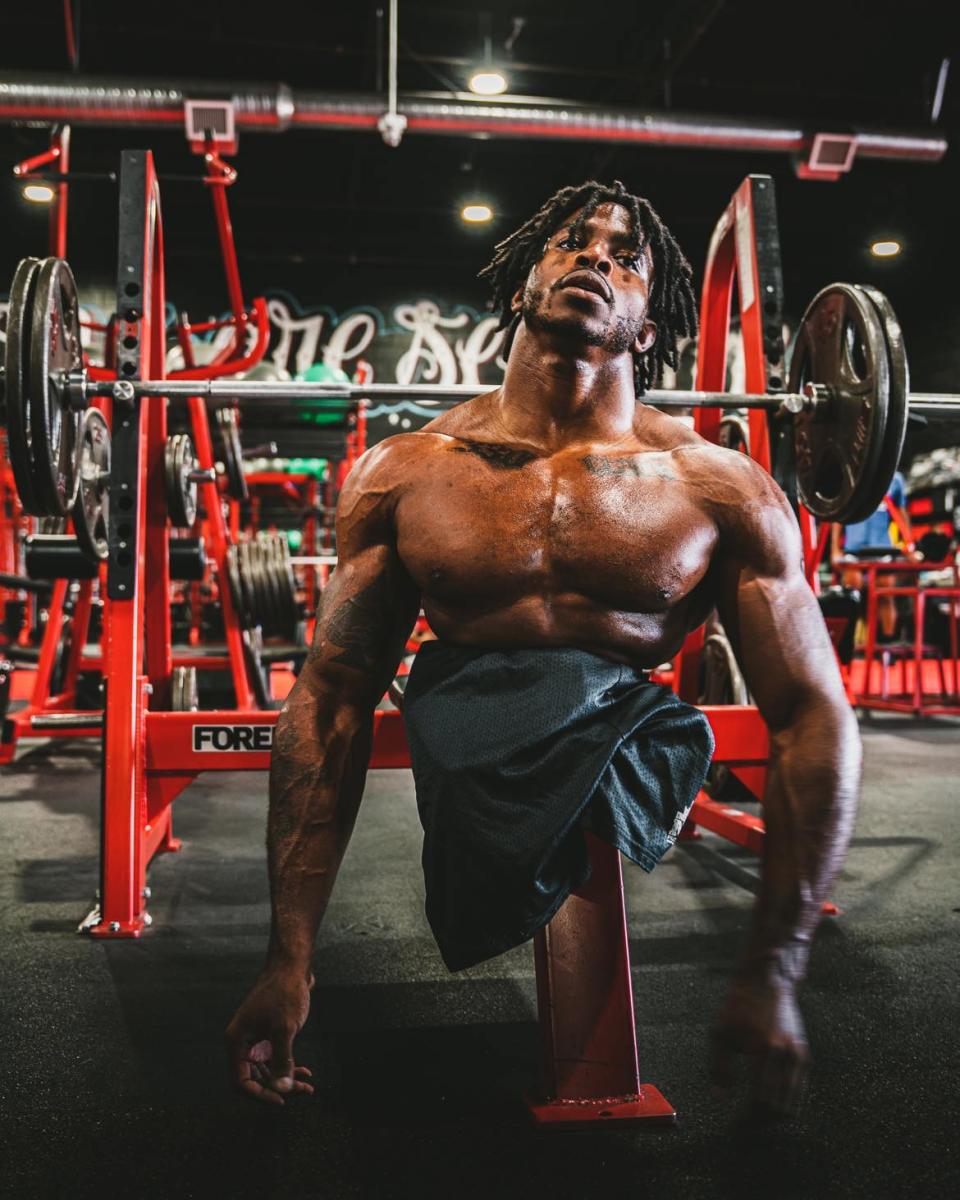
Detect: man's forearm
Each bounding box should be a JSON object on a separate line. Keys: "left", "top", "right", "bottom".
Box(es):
{"left": 741, "top": 697, "right": 861, "bottom": 983}
{"left": 264, "top": 683, "right": 373, "bottom": 974}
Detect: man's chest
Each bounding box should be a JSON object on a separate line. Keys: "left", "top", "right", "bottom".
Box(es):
{"left": 395, "top": 444, "right": 719, "bottom": 610}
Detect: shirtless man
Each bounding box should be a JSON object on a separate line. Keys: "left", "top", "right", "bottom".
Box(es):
{"left": 227, "top": 180, "right": 861, "bottom": 1115}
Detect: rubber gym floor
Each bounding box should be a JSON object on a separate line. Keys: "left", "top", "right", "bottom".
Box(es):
{"left": 2, "top": 714, "right": 957, "bottom": 1200}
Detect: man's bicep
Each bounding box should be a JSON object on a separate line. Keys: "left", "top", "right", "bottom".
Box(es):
{"left": 714, "top": 491, "right": 845, "bottom": 731}
{"left": 302, "top": 542, "right": 420, "bottom": 706}
{"left": 719, "top": 564, "right": 842, "bottom": 730}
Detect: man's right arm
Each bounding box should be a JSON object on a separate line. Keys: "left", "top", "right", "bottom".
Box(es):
{"left": 227, "top": 440, "right": 420, "bottom": 1103}
{"left": 266, "top": 542, "right": 418, "bottom": 971}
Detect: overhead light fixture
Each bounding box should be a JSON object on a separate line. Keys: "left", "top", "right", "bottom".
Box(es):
{"left": 22, "top": 183, "right": 55, "bottom": 204}
{"left": 468, "top": 68, "right": 508, "bottom": 96}
{"left": 870, "top": 239, "right": 901, "bottom": 258}
{"left": 461, "top": 203, "right": 493, "bottom": 223}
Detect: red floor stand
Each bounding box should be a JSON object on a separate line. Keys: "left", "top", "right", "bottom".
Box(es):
{"left": 528, "top": 834, "right": 675, "bottom": 1128}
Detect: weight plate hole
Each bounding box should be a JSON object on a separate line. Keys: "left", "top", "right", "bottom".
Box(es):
{"left": 815, "top": 449, "right": 845, "bottom": 502}
{"left": 117, "top": 495, "right": 133, "bottom": 511}
{"left": 116, "top": 551, "right": 131, "bottom": 567}
{"left": 123, "top": 282, "right": 141, "bottom": 297}
{"left": 120, "top": 361, "right": 136, "bottom": 377}
{"left": 843, "top": 320, "right": 868, "bottom": 381}
{"left": 122, "top": 335, "right": 138, "bottom": 350}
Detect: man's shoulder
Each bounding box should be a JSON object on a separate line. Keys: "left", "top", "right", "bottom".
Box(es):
{"left": 672, "top": 437, "right": 773, "bottom": 491}
{"left": 353, "top": 429, "right": 454, "bottom": 476}
{"left": 635, "top": 406, "right": 763, "bottom": 481}
{"left": 671, "top": 441, "right": 799, "bottom": 571}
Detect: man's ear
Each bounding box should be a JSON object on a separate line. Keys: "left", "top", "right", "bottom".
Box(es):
{"left": 634, "top": 319, "right": 657, "bottom": 355}
{"left": 510, "top": 286, "right": 524, "bottom": 315}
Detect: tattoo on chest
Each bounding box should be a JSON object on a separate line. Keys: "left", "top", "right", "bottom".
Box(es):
{"left": 580, "top": 453, "right": 678, "bottom": 482}
{"left": 452, "top": 440, "right": 538, "bottom": 470}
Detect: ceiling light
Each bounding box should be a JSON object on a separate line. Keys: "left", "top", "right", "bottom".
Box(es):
{"left": 870, "top": 239, "right": 901, "bottom": 258}
{"left": 468, "top": 69, "right": 508, "bottom": 96}
{"left": 461, "top": 203, "right": 493, "bottom": 223}
{"left": 22, "top": 183, "right": 55, "bottom": 204}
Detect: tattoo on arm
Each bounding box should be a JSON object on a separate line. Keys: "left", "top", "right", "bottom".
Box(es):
{"left": 452, "top": 440, "right": 539, "bottom": 470}
{"left": 323, "top": 573, "right": 395, "bottom": 670}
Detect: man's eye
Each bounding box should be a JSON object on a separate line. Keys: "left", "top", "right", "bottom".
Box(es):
{"left": 618, "top": 253, "right": 642, "bottom": 270}
{"left": 557, "top": 234, "right": 579, "bottom": 249}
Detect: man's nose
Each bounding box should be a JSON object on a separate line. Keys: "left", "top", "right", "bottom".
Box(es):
{"left": 575, "top": 245, "right": 612, "bottom": 274}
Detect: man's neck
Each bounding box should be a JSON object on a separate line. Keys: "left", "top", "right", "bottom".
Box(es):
{"left": 497, "top": 322, "right": 637, "bottom": 450}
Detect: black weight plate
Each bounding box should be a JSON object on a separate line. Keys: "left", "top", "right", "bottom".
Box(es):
{"left": 163, "top": 437, "right": 182, "bottom": 525}
{"left": 252, "top": 543, "right": 276, "bottom": 635}
{"left": 4, "top": 258, "right": 44, "bottom": 515}
{"left": 164, "top": 434, "right": 198, "bottom": 527}
{"left": 71, "top": 409, "right": 111, "bottom": 561}
{"left": 275, "top": 537, "right": 300, "bottom": 638}
{"left": 237, "top": 542, "right": 261, "bottom": 630}
{"left": 216, "top": 407, "right": 248, "bottom": 501}
{"left": 29, "top": 258, "right": 83, "bottom": 515}
{"left": 261, "top": 538, "right": 285, "bottom": 637}
{"left": 224, "top": 544, "right": 251, "bottom": 630}
{"left": 241, "top": 541, "right": 263, "bottom": 630}
{"left": 171, "top": 665, "right": 199, "bottom": 712}
{"left": 854, "top": 283, "right": 910, "bottom": 518}
{"left": 789, "top": 283, "right": 891, "bottom": 525}
{"left": 718, "top": 415, "right": 749, "bottom": 453}
{"left": 176, "top": 434, "right": 198, "bottom": 527}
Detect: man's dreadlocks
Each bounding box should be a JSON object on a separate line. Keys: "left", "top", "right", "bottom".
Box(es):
{"left": 479, "top": 180, "right": 697, "bottom": 397}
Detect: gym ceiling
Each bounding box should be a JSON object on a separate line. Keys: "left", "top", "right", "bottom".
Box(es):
{"left": 1, "top": 1, "right": 956, "bottom": 404}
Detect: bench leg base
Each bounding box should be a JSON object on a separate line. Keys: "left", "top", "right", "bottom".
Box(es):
{"left": 527, "top": 1085, "right": 676, "bottom": 1129}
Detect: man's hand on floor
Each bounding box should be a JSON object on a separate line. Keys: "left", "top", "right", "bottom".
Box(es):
{"left": 710, "top": 973, "right": 809, "bottom": 1117}
{"left": 226, "top": 967, "right": 315, "bottom": 1106}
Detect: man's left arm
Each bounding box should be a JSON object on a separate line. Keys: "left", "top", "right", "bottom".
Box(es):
{"left": 713, "top": 466, "right": 862, "bottom": 1112}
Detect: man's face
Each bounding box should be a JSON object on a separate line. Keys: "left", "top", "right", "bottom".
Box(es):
{"left": 512, "top": 202, "right": 657, "bottom": 357}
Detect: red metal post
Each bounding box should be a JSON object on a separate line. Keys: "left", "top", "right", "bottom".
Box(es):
{"left": 528, "top": 833, "right": 675, "bottom": 1127}
{"left": 88, "top": 152, "right": 164, "bottom": 938}
{"left": 49, "top": 125, "right": 70, "bottom": 258}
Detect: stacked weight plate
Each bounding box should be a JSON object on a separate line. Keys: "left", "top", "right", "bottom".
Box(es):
{"left": 225, "top": 534, "right": 301, "bottom": 641}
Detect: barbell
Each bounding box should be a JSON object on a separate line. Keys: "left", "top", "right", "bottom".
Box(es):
{"left": 4, "top": 256, "right": 960, "bottom": 546}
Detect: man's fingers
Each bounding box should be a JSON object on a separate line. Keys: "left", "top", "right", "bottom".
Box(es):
{"left": 291, "top": 1079, "right": 315, "bottom": 1095}
{"left": 238, "top": 1077, "right": 285, "bottom": 1107}
{"left": 267, "top": 1026, "right": 296, "bottom": 1092}
{"left": 294, "top": 1066, "right": 313, "bottom": 1078}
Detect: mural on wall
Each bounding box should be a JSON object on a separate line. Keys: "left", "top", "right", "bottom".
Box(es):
{"left": 0, "top": 287, "right": 509, "bottom": 445}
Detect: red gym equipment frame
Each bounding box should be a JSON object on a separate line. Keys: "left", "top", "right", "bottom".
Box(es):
{"left": 1, "top": 133, "right": 368, "bottom": 760}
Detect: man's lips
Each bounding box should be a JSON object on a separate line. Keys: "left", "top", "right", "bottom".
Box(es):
{"left": 558, "top": 270, "right": 611, "bottom": 302}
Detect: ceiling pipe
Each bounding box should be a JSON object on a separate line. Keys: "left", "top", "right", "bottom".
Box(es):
{"left": 0, "top": 72, "right": 947, "bottom": 163}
